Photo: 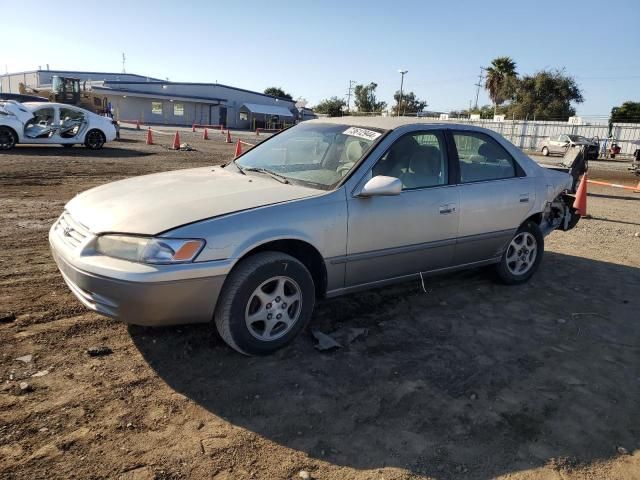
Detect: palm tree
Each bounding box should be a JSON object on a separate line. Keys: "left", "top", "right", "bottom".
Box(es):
{"left": 484, "top": 57, "right": 517, "bottom": 115}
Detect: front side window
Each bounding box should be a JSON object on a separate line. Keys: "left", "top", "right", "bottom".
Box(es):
{"left": 372, "top": 130, "right": 448, "bottom": 190}
{"left": 151, "top": 102, "right": 162, "bottom": 115}
{"left": 453, "top": 131, "right": 517, "bottom": 183}
{"left": 233, "top": 123, "right": 383, "bottom": 189}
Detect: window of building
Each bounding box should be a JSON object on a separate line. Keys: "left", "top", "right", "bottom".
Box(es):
{"left": 151, "top": 102, "right": 163, "bottom": 115}
{"left": 239, "top": 111, "right": 248, "bottom": 121}
{"left": 372, "top": 130, "right": 448, "bottom": 190}
{"left": 452, "top": 131, "right": 517, "bottom": 183}
{"left": 173, "top": 103, "right": 184, "bottom": 116}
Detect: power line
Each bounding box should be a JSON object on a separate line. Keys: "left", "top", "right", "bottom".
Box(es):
{"left": 473, "top": 66, "right": 486, "bottom": 110}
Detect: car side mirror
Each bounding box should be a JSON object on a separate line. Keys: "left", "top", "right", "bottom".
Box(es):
{"left": 358, "top": 175, "right": 402, "bottom": 197}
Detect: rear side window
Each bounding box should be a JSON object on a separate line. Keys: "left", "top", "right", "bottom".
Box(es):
{"left": 452, "top": 131, "right": 517, "bottom": 183}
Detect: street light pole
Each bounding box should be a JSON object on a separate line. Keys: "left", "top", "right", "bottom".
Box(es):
{"left": 397, "top": 69, "right": 408, "bottom": 117}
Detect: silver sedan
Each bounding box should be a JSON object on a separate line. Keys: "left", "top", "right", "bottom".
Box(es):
{"left": 50, "top": 118, "right": 580, "bottom": 355}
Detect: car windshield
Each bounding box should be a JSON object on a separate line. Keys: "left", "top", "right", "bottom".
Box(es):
{"left": 233, "top": 123, "right": 385, "bottom": 189}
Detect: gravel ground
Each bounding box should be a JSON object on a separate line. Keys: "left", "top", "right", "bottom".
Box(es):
{"left": 1, "top": 129, "right": 639, "bottom": 480}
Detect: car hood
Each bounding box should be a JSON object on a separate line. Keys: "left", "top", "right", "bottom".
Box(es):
{"left": 65, "top": 166, "right": 322, "bottom": 235}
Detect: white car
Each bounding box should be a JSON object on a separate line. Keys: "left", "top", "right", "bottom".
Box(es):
{"left": 0, "top": 101, "right": 117, "bottom": 150}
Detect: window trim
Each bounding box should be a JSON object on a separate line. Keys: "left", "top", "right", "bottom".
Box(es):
{"left": 369, "top": 129, "right": 452, "bottom": 191}
{"left": 447, "top": 129, "right": 525, "bottom": 185}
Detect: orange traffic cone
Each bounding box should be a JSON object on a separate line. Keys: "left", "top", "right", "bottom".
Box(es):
{"left": 145, "top": 127, "right": 153, "bottom": 145}
{"left": 172, "top": 131, "right": 181, "bottom": 150}
{"left": 634, "top": 180, "right": 640, "bottom": 193}
{"left": 192, "top": 123, "right": 196, "bottom": 132}
{"left": 203, "top": 128, "right": 209, "bottom": 140}
{"left": 256, "top": 128, "right": 260, "bottom": 136}
{"left": 136, "top": 120, "right": 140, "bottom": 130}
{"left": 226, "top": 130, "right": 232, "bottom": 144}
{"left": 234, "top": 139, "right": 242, "bottom": 158}
{"left": 573, "top": 173, "right": 588, "bottom": 216}
{"left": 220, "top": 125, "right": 225, "bottom": 134}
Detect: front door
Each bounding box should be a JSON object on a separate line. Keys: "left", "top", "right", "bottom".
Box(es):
{"left": 450, "top": 130, "right": 534, "bottom": 265}
{"left": 23, "top": 106, "right": 58, "bottom": 144}
{"left": 345, "top": 129, "right": 459, "bottom": 287}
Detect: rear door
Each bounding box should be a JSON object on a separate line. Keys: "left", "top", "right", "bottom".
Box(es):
{"left": 449, "top": 129, "right": 533, "bottom": 266}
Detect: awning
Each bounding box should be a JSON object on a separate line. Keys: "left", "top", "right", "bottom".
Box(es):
{"left": 241, "top": 103, "right": 294, "bottom": 117}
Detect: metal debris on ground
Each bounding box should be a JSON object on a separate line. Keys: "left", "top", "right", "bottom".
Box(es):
{"left": 311, "top": 330, "right": 342, "bottom": 351}
{"left": 15, "top": 355, "right": 33, "bottom": 363}
{"left": 86, "top": 346, "right": 113, "bottom": 357}
{"left": 0, "top": 312, "right": 16, "bottom": 323}
{"left": 31, "top": 370, "right": 49, "bottom": 378}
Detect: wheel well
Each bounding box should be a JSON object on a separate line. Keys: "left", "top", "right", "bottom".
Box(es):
{"left": 240, "top": 240, "right": 327, "bottom": 297}
{"left": 0, "top": 125, "right": 18, "bottom": 141}
{"left": 524, "top": 212, "right": 542, "bottom": 227}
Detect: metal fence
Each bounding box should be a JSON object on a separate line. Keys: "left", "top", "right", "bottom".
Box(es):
{"left": 418, "top": 118, "right": 640, "bottom": 156}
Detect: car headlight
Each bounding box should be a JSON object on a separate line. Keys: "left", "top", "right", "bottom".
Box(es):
{"left": 94, "top": 235, "right": 205, "bottom": 264}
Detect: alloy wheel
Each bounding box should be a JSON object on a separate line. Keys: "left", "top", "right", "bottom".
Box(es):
{"left": 505, "top": 232, "right": 537, "bottom": 276}
{"left": 244, "top": 276, "right": 302, "bottom": 341}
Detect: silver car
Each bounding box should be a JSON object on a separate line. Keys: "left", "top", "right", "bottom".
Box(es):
{"left": 50, "top": 119, "right": 580, "bottom": 355}
{"left": 540, "top": 134, "right": 599, "bottom": 160}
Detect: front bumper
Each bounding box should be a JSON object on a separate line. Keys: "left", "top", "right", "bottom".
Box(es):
{"left": 49, "top": 222, "right": 228, "bottom": 327}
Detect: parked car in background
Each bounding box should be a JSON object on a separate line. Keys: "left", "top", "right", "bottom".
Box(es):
{"left": 0, "top": 92, "right": 50, "bottom": 103}
{"left": 0, "top": 101, "right": 117, "bottom": 150}
{"left": 50, "top": 119, "right": 580, "bottom": 355}
{"left": 540, "top": 134, "right": 599, "bottom": 160}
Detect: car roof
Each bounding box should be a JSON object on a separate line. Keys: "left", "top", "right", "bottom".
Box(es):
{"left": 306, "top": 116, "right": 482, "bottom": 131}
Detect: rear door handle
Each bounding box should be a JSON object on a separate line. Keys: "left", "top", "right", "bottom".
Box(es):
{"left": 439, "top": 203, "right": 456, "bottom": 214}
{"left": 519, "top": 194, "right": 530, "bottom": 203}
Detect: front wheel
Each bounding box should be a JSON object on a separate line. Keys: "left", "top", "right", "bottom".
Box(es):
{"left": 84, "top": 129, "right": 106, "bottom": 149}
{"left": 214, "top": 251, "right": 315, "bottom": 355}
{"left": 541, "top": 146, "right": 549, "bottom": 156}
{"left": 0, "top": 127, "right": 17, "bottom": 150}
{"left": 495, "top": 221, "right": 544, "bottom": 285}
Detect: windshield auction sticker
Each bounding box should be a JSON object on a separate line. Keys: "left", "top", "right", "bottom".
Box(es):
{"left": 342, "top": 127, "right": 382, "bottom": 141}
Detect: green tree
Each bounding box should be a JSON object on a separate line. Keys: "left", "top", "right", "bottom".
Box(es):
{"left": 353, "top": 83, "right": 387, "bottom": 113}
{"left": 264, "top": 87, "right": 293, "bottom": 101}
{"left": 505, "top": 69, "right": 583, "bottom": 120}
{"left": 313, "top": 96, "right": 346, "bottom": 117}
{"left": 391, "top": 90, "right": 427, "bottom": 115}
{"left": 484, "top": 56, "right": 518, "bottom": 114}
{"left": 610, "top": 101, "right": 640, "bottom": 123}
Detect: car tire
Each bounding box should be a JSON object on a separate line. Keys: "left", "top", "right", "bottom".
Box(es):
{"left": 214, "top": 251, "right": 316, "bottom": 355}
{"left": 0, "top": 126, "right": 17, "bottom": 150}
{"left": 84, "top": 129, "right": 106, "bottom": 150}
{"left": 495, "top": 221, "right": 544, "bottom": 285}
{"left": 541, "top": 146, "right": 549, "bottom": 156}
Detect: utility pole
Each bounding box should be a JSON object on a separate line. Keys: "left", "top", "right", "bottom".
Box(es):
{"left": 121, "top": 53, "right": 126, "bottom": 74}
{"left": 397, "top": 69, "right": 408, "bottom": 117}
{"left": 474, "top": 66, "right": 486, "bottom": 110}
{"left": 346, "top": 80, "right": 356, "bottom": 112}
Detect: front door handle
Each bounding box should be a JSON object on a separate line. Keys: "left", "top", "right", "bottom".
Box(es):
{"left": 519, "top": 194, "right": 530, "bottom": 203}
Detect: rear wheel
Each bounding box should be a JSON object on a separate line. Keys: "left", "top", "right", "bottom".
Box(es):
{"left": 541, "top": 146, "right": 549, "bottom": 156}
{"left": 495, "top": 221, "right": 544, "bottom": 285}
{"left": 0, "top": 127, "right": 17, "bottom": 150}
{"left": 84, "top": 129, "right": 106, "bottom": 149}
{"left": 214, "top": 251, "right": 315, "bottom": 355}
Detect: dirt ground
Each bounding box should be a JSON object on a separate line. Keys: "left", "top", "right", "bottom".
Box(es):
{"left": 1, "top": 128, "right": 639, "bottom": 480}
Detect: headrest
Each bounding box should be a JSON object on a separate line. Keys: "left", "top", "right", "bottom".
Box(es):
{"left": 346, "top": 141, "right": 364, "bottom": 163}
{"left": 478, "top": 141, "right": 503, "bottom": 161}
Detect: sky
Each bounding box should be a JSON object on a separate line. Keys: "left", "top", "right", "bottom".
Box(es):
{"left": 1, "top": 0, "right": 638, "bottom": 116}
